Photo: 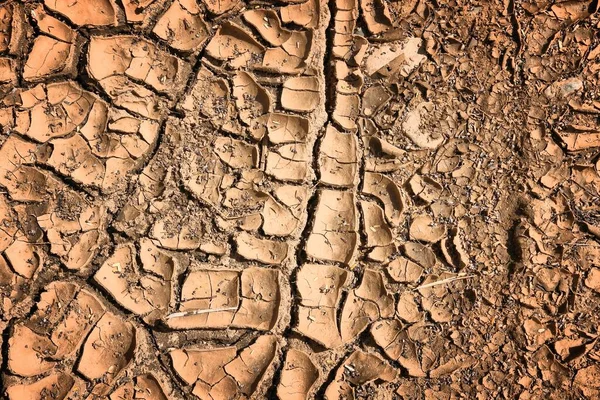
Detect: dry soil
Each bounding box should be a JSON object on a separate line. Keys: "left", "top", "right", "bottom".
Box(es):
{"left": 1, "top": 0, "right": 600, "bottom": 399}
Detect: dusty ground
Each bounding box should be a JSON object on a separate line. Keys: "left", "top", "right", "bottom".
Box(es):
{"left": 1, "top": 0, "right": 600, "bottom": 399}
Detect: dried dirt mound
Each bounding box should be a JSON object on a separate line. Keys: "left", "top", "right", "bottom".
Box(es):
{"left": 1, "top": 0, "right": 600, "bottom": 399}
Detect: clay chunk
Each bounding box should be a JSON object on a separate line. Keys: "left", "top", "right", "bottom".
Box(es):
{"left": 340, "top": 269, "right": 395, "bottom": 343}
{"left": 153, "top": 0, "right": 209, "bottom": 51}
{"left": 282, "top": 77, "right": 320, "bottom": 112}
{"left": 371, "top": 319, "right": 426, "bottom": 377}
{"left": 94, "top": 243, "right": 172, "bottom": 324}
{"left": 296, "top": 264, "right": 348, "bottom": 348}
{"left": 362, "top": 172, "right": 404, "bottom": 226}
{"left": 409, "top": 214, "right": 446, "bottom": 243}
{"left": 23, "top": 7, "right": 81, "bottom": 81}
{"left": 306, "top": 189, "right": 359, "bottom": 265}
{"left": 170, "top": 336, "right": 277, "bottom": 399}
{"left": 364, "top": 37, "right": 425, "bottom": 77}
{"left": 6, "top": 373, "right": 75, "bottom": 400}
{"left": 88, "top": 35, "right": 191, "bottom": 97}
{"left": 235, "top": 232, "right": 289, "bottom": 265}
{"left": 277, "top": 349, "right": 319, "bottom": 400}
{"left": 319, "top": 124, "right": 358, "bottom": 187}
{"left": 166, "top": 266, "right": 279, "bottom": 331}
{"left": 205, "top": 22, "right": 265, "bottom": 68}
{"left": 44, "top": 0, "right": 119, "bottom": 26}
{"left": 325, "top": 350, "right": 397, "bottom": 399}
{"left": 109, "top": 374, "right": 168, "bottom": 400}
{"left": 77, "top": 313, "right": 136, "bottom": 382}
{"left": 8, "top": 325, "right": 57, "bottom": 377}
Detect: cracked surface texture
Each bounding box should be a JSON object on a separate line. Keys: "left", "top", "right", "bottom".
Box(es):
{"left": 2, "top": 0, "right": 600, "bottom": 399}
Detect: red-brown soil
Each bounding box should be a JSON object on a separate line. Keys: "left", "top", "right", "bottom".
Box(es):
{"left": 1, "top": 0, "right": 600, "bottom": 399}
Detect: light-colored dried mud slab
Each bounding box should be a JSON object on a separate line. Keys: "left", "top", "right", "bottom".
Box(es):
{"left": 408, "top": 174, "right": 443, "bottom": 203}
{"left": 46, "top": 291, "right": 105, "bottom": 358}
{"left": 400, "top": 101, "right": 445, "bottom": 149}
{"left": 153, "top": 0, "right": 209, "bottom": 51}
{"left": 325, "top": 350, "right": 397, "bottom": 399}
{"left": 244, "top": 9, "right": 292, "bottom": 47}
{"left": 306, "top": 189, "right": 358, "bottom": 264}
{"left": 371, "top": 319, "right": 426, "bottom": 377}
{"left": 340, "top": 269, "right": 394, "bottom": 343}
{"left": 362, "top": 85, "right": 391, "bottom": 117}
{"left": 214, "top": 137, "right": 259, "bottom": 169}
{"left": 296, "top": 264, "right": 348, "bottom": 348}
{"left": 364, "top": 38, "right": 425, "bottom": 77}
{"left": 267, "top": 113, "right": 310, "bottom": 144}
{"left": 362, "top": 172, "right": 403, "bottom": 226}
{"left": 282, "top": 77, "right": 320, "bottom": 112}
{"left": 235, "top": 232, "right": 288, "bottom": 265}
{"left": 6, "top": 373, "right": 75, "bottom": 400}
{"left": 23, "top": 7, "right": 82, "bottom": 82}
{"left": 94, "top": 242, "right": 172, "bottom": 324}
{"left": 172, "top": 269, "right": 238, "bottom": 329}
{"left": 180, "top": 66, "right": 243, "bottom": 134}
{"left": 280, "top": 0, "right": 319, "bottom": 28}
{"left": 119, "top": 0, "right": 161, "bottom": 23}
{"left": 277, "top": 349, "right": 319, "bottom": 400}
{"left": 170, "top": 336, "right": 277, "bottom": 399}
{"left": 266, "top": 143, "right": 309, "bottom": 182}
{"left": 77, "top": 312, "right": 135, "bottom": 382}
{"left": 409, "top": 214, "right": 446, "bottom": 243}
{"left": 397, "top": 291, "right": 421, "bottom": 323}
{"left": 3, "top": 233, "right": 44, "bottom": 280}
{"left": 262, "top": 47, "right": 308, "bottom": 75}
{"left": 44, "top": 0, "right": 119, "bottom": 26}
{"left": 205, "top": 22, "right": 265, "bottom": 69}
{"left": 333, "top": 94, "right": 360, "bottom": 131}
{"left": 88, "top": 35, "right": 191, "bottom": 98}
{"left": 204, "top": 0, "right": 240, "bottom": 15}
{"left": 8, "top": 324, "right": 57, "bottom": 376}
{"left": 387, "top": 256, "right": 424, "bottom": 283}
{"left": 361, "top": 200, "right": 393, "bottom": 249}
{"left": 219, "top": 186, "right": 301, "bottom": 236}
{"left": 0, "top": 136, "right": 47, "bottom": 202}
{"left": 402, "top": 241, "right": 437, "bottom": 269}
{"left": 150, "top": 213, "right": 203, "bottom": 251}
{"left": 335, "top": 63, "right": 363, "bottom": 95}
{"left": 110, "top": 374, "right": 168, "bottom": 400}
{"left": 166, "top": 266, "right": 279, "bottom": 330}
{"left": 319, "top": 124, "right": 358, "bottom": 187}
{"left": 235, "top": 72, "right": 271, "bottom": 115}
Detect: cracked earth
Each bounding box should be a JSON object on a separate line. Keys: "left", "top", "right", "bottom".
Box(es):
{"left": 1, "top": 0, "right": 600, "bottom": 399}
